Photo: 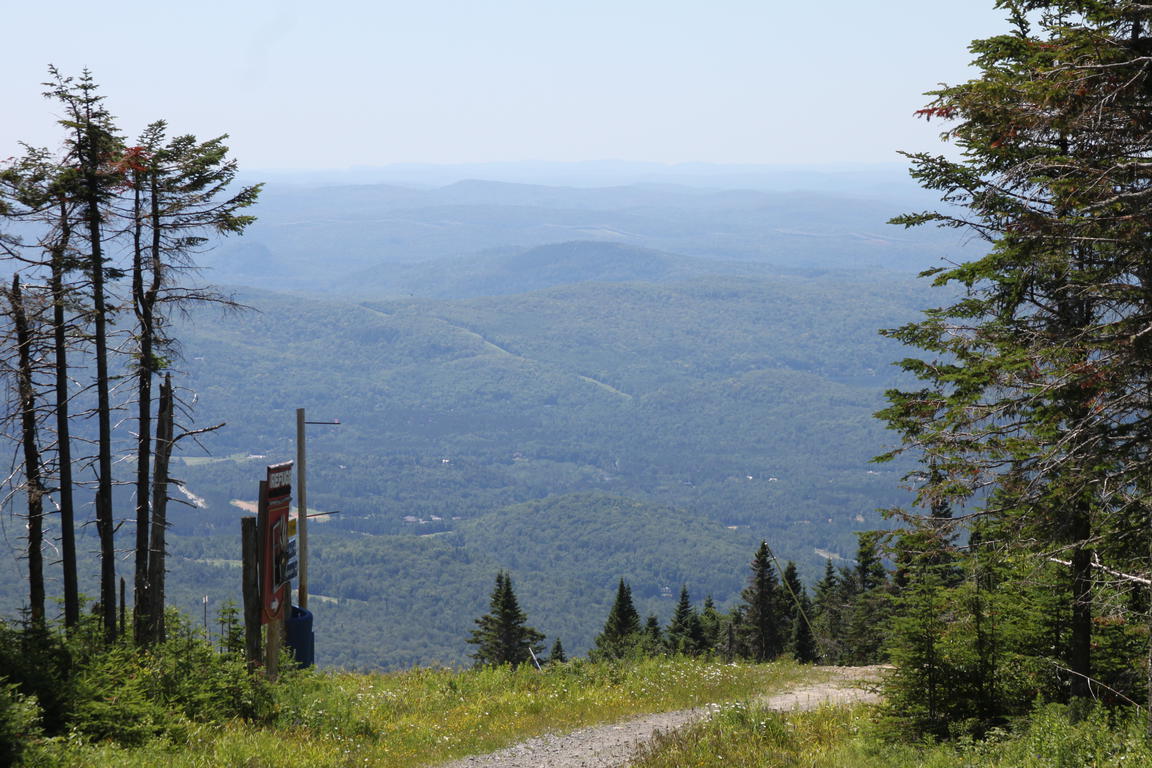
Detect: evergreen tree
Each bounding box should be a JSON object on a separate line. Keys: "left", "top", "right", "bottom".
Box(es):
{"left": 790, "top": 588, "right": 818, "bottom": 664}
{"left": 217, "top": 601, "right": 245, "bottom": 656}
{"left": 883, "top": 522, "right": 1062, "bottom": 738}
{"left": 665, "top": 585, "right": 704, "bottom": 656}
{"left": 592, "top": 579, "right": 641, "bottom": 660}
{"left": 0, "top": 69, "right": 257, "bottom": 643}
{"left": 891, "top": 474, "right": 961, "bottom": 594}
{"left": 698, "top": 596, "right": 723, "bottom": 655}
{"left": 45, "top": 67, "right": 124, "bottom": 641}
{"left": 548, "top": 637, "right": 567, "bottom": 664}
{"left": 740, "top": 542, "right": 782, "bottom": 661}
{"left": 0, "top": 149, "right": 83, "bottom": 629}
{"left": 723, "top": 605, "right": 747, "bottom": 661}
{"left": 812, "top": 559, "right": 846, "bottom": 664}
{"left": 886, "top": 491, "right": 969, "bottom": 732}
{"left": 854, "top": 531, "right": 887, "bottom": 594}
{"left": 886, "top": 567, "right": 955, "bottom": 736}
{"left": 879, "top": 0, "right": 1152, "bottom": 703}
{"left": 640, "top": 613, "right": 664, "bottom": 655}
{"left": 841, "top": 532, "right": 890, "bottom": 665}
{"left": 125, "top": 124, "right": 258, "bottom": 646}
{"left": 779, "top": 561, "right": 804, "bottom": 652}
{"left": 467, "top": 572, "right": 544, "bottom": 667}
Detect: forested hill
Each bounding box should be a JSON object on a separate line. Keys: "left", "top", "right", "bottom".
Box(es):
{"left": 115, "top": 260, "right": 937, "bottom": 666}
{"left": 174, "top": 270, "right": 928, "bottom": 535}
{"left": 292, "top": 493, "right": 761, "bottom": 669}
{"left": 197, "top": 177, "right": 968, "bottom": 292}
{"left": 336, "top": 241, "right": 791, "bottom": 298}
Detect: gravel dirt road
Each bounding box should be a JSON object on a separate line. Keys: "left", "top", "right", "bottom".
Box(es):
{"left": 436, "top": 666, "right": 884, "bottom": 768}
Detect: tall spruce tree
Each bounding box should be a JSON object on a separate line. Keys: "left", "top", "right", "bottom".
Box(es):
{"left": 879, "top": 0, "right": 1152, "bottom": 704}
{"left": 124, "top": 124, "right": 258, "bottom": 646}
{"left": 665, "top": 585, "right": 704, "bottom": 656}
{"left": 467, "top": 572, "right": 544, "bottom": 667}
{"left": 779, "top": 561, "right": 804, "bottom": 652}
{"left": 592, "top": 579, "right": 642, "bottom": 660}
{"left": 811, "top": 560, "right": 844, "bottom": 663}
{"left": 45, "top": 68, "right": 124, "bottom": 641}
{"left": 740, "top": 542, "right": 783, "bottom": 661}
{"left": 790, "top": 588, "right": 818, "bottom": 664}
{"left": 0, "top": 151, "right": 83, "bottom": 628}
{"left": 841, "top": 532, "right": 891, "bottom": 665}
{"left": 699, "top": 596, "right": 723, "bottom": 655}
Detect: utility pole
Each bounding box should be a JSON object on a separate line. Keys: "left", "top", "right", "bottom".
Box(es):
{"left": 296, "top": 408, "right": 340, "bottom": 611}
{"left": 296, "top": 408, "right": 307, "bottom": 610}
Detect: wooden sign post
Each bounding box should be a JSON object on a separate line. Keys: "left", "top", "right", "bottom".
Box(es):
{"left": 259, "top": 462, "right": 293, "bottom": 680}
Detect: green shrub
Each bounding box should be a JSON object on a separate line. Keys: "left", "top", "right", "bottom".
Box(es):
{"left": 0, "top": 619, "right": 78, "bottom": 735}
{"left": 68, "top": 647, "right": 173, "bottom": 746}
{"left": 0, "top": 680, "right": 41, "bottom": 766}
{"left": 0, "top": 611, "right": 276, "bottom": 750}
{"left": 138, "top": 613, "right": 274, "bottom": 724}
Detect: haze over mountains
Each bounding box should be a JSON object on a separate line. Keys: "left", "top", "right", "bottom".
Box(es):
{"left": 206, "top": 164, "right": 966, "bottom": 293}
{"left": 1, "top": 163, "right": 966, "bottom": 667}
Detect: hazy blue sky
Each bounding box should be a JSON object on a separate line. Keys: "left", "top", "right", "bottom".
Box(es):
{"left": 2, "top": 1, "right": 1005, "bottom": 171}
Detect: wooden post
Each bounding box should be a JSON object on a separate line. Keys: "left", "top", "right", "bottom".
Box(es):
{"left": 296, "top": 408, "right": 308, "bottom": 610}
{"left": 257, "top": 479, "right": 278, "bottom": 680}
{"left": 241, "top": 516, "right": 261, "bottom": 671}
{"left": 266, "top": 613, "right": 283, "bottom": 679}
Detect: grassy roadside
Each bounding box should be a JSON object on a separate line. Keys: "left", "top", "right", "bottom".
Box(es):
{"left": 29, "top": 658, "right": 817, "bottom": 768}
{"left": 631, "top": 700, "right": 1152, "bottom": 768}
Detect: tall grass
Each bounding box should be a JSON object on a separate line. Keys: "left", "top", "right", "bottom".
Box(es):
{"left": 29, "top": 657, "right": 812, "bottom": 768}
{"left": 631, "top": 700, "right": 1152, "bottom": 768}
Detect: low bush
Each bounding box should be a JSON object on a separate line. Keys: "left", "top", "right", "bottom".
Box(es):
{"left": 0, "top": 610, "right": 276, "bottom": 761}
{"left": 0, "top": 680, "right": 41, "bottom": 767}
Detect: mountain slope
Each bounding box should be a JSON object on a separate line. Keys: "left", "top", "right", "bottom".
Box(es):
{"left": 164, "top": 492, "right": 764, "bottom": 668}
{"left": 337, "top": 240, "right": 792, "bottom": 298}
{"left": 157, "top": 272, "right": 924, "bottom": 601}
{"left": 197, "top": 179, "right": 969, "bottom": 291}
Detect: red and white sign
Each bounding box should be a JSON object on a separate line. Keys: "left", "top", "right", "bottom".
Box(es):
{"left": 261, "top": 461, "right": 293, "bottom": 624}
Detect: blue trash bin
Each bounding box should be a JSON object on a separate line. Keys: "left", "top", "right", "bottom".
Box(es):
{"left": 285, "top": 605, "right": 314, "bottom": 668}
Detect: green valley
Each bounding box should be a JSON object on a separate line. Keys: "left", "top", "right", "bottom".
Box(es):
{"left": 109, "top": 264, "right": 936, "bottom": 667}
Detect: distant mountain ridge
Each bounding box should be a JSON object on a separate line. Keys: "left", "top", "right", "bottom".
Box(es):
{"left": 339, "top": 240, "right": 790, "bottom": 298}
{"left": 241, "top": 160, "right": 925, "bottom": 196}
{"left": 197, "top": 178, "right": 970, "bottom": 292}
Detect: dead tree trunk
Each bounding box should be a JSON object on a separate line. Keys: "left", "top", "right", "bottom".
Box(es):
{"left": 132, "top": 160, "right": 167, "bottom": 645}
{"left": 48, "top": 199, "right": 80, "bottom": 629}
{"left": 143, "top": 373, "right": 174, "bottom": 643}
{"left": 7, "top": 277, "right": 48, "bottom": 626}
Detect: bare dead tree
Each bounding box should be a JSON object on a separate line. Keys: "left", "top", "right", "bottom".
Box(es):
{"left": 2, "top": 277, "right": 50, "bottom": 626}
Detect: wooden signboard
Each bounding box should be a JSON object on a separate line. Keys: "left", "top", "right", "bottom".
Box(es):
{"left": 262, "top": 462, "right": 293, "bottom": 624}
